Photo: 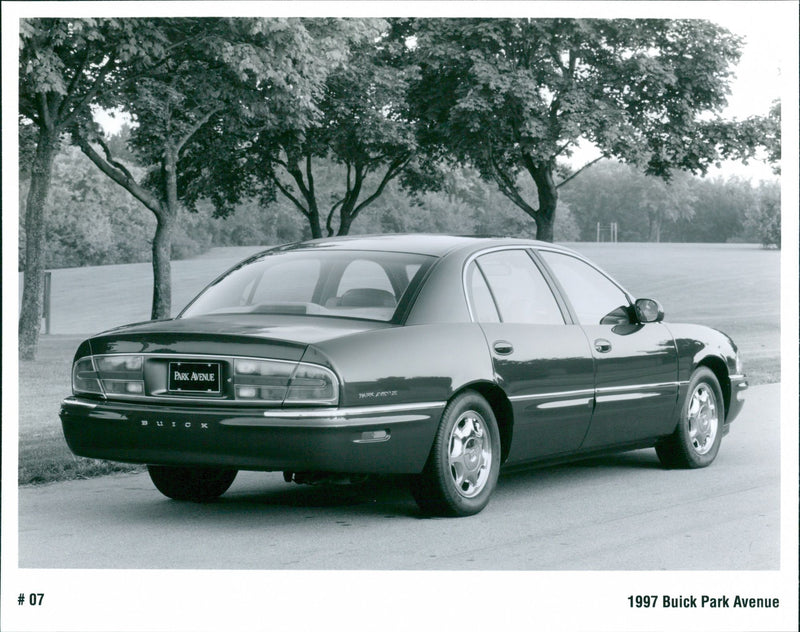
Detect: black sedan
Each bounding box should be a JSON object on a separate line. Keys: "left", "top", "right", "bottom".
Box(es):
{"left": 61, "top": 235, "right": 747, "bottom": 516}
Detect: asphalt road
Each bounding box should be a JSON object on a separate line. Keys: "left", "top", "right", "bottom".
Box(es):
{"left": 18, "top": 384, "right": 780, "bottom": 570}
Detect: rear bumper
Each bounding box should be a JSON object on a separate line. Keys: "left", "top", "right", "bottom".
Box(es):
{"left": 60, "top": 397, "right": 444, "bottom": 474}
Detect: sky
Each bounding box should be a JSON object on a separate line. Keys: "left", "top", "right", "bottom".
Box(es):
{"left": 715, "top": 14, "right": 782, "bottom": 122}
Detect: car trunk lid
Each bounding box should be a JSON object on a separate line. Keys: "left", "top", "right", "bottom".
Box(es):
{"left": 88, "top": 313, "right": 394, "bottom": 361}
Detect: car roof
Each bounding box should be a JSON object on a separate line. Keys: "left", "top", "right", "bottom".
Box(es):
{"left": 271, "top": 234, "right": 575, "bottom": 259}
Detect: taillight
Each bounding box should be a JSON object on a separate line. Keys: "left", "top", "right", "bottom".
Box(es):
{"left": 72, "top": 354, "right": 144, "bottom": 397}
{"left": 233, "top": 359, "right": 338, "bottom": 406}
{"left": 285, "top": 364, "right": 338, "bottom": 404}
{"left": 72, "top": 357, "right": 103, "bottom": 395}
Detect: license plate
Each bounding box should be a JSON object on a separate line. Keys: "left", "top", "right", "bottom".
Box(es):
{"left": 168, "top": 362, "right": 221, "bottom": 393}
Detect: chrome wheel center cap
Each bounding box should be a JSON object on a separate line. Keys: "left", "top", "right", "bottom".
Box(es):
{"left": 464, "top": 438, "right": 480, "bottom": 469}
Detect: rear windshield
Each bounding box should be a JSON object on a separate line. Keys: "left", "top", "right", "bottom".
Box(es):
{"left": 181, "top": 249, "right": 436, "bottom": 322}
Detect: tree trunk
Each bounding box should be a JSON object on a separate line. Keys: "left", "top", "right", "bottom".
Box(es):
{"left": 308, "top": 206, "right": 323, "bottom": 239}
{"left": 336, "top": 197, "right": 356, "bottom": 236}
{"left": 336, "top": 213, "right": 353, "bottom": 236}
{"left": 151, "top": 148, "right": 179, "bottom": 320}
{"left": 151, "top": 213, "right": 173, "bottom": 320}
{"left": 530, "top": 162, "right": 558, "bottom": 242}
{"left": 334, "top": 164, "right": 365, "bottom": 236}
{"left": 19, "top": 129, "right": 58, "bottom": 360}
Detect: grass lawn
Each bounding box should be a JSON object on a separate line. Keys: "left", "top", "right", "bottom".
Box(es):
{"left": 17, "top": 242, "right": 781, "bottom": 485}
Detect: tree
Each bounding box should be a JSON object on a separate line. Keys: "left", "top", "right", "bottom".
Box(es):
{"left": 666, "top": 176, "right": 753, "bottom": 243}
{"left": 18, "top": 18, "right": 169, "bottom": 358}
{"left": 266, "top": 35, "right": 418, "bottom": 237}
{"left": 745, "top": 181, "right": 781, "bottom": 248}
{"left": 410, "top": 18, "right": 765, "bottom": 242}
{"left": 73, "top": 19, "right": 229, "bottom": 319}
{"left": 641, "top": 172, "right": 697, "bottom": 242}
{"left": 185, "top": 19, "right": 431, "bottom": 239}
{"left": 763, "top": 100, "right": 781, "bottom": 174}
{"left": 74, "top": 18, "right": 343, "bottom": 319}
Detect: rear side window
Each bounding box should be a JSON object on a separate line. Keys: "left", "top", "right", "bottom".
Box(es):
{"left": 466, "top": 262, "right": 500, "bottom": 323}
{"left": 475, "top": 250, "right": 564, "bottom": 325}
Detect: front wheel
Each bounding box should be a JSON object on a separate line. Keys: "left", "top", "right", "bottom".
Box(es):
{"left": 656, "top": 367, "right": 724, "bottom": 469}
{"left": 410, "top": 391, "right": 501, "bottom": 517}
{"left": 147, "top": 465, "right": 237, "bottom": 502}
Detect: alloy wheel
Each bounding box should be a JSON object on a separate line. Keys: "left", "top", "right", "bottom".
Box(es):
{"left": 687, "top": 383, "right": 718, "bottom": 455}
{"left": 447, "top": 410, "right": 492, "bottom": 498}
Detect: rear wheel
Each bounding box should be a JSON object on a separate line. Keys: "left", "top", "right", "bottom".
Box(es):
{"left": 410, "top": 391, "right": 500, "bottom": 517}
{"left": 656, "top": 367, "right": 724, "bottom": 469}
{"left": 147, "top": 465, "right": 237, "bottom": 502}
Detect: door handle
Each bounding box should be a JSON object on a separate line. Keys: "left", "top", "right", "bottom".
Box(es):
{"left": 493, "top": 341, "right": 514, "bottom": 355}
{"left": 594, "top": 338, "right": 612, "bottom": 353}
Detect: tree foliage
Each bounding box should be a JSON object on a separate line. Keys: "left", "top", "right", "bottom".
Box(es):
{"left": 668, "top": 176, "right": 753, "bottom": 243}
{"left": 744, "top": 181, "right": 781, "bottom": 248}
{"left": 409, "top": 18, "right": 765, "bottom": 241}
{"left": 182, "top": 19, "right": 433, "bottom": 239}
{"left": 559, "top": 161, "right": 698, "bottom": 242}
{"left": 762, "top": 100, "right": 781, "bottom": 174}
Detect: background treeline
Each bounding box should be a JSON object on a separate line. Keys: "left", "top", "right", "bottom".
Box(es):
{"left": 19, "top": 134, "right": 779, "bottom": 270}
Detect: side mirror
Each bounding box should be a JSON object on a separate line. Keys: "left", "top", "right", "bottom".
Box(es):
{"left": 635, "top": 298, "right": 664, "bottom": 323}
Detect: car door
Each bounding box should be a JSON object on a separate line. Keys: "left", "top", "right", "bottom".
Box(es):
{"left": 466, "top": 249, "right": 595, "bottom": 463}
{"left": 536, "top": 249, "right": 679, "bottom": 449}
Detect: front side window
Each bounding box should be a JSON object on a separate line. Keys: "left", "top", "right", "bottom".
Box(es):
{"left": 474, "top": 250, "right": 564, "bottom": 325}
{"left": 182, "top": 250, "right": 435, "bottom": 322}
{"left": 539, "top": 250, "right": 631, "bottom": 325}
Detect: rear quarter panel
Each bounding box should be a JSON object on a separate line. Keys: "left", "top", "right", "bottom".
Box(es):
{"left": 309, "top": 323, "right": 495, "bottom": 408}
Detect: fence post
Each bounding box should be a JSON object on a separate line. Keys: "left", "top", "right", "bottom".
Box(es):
{"left": 42, "top": 271, "right": 51, "bottom": 335}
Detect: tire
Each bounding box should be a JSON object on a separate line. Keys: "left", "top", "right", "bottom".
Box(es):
{"left": 656, "top": 367, "right": 725, "bottom": 469}
{"left": 147, "top": 465, "right": 238, "bottom": 502}
{"left": 410, "top": 391, "right": 501, "bottom": 517}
